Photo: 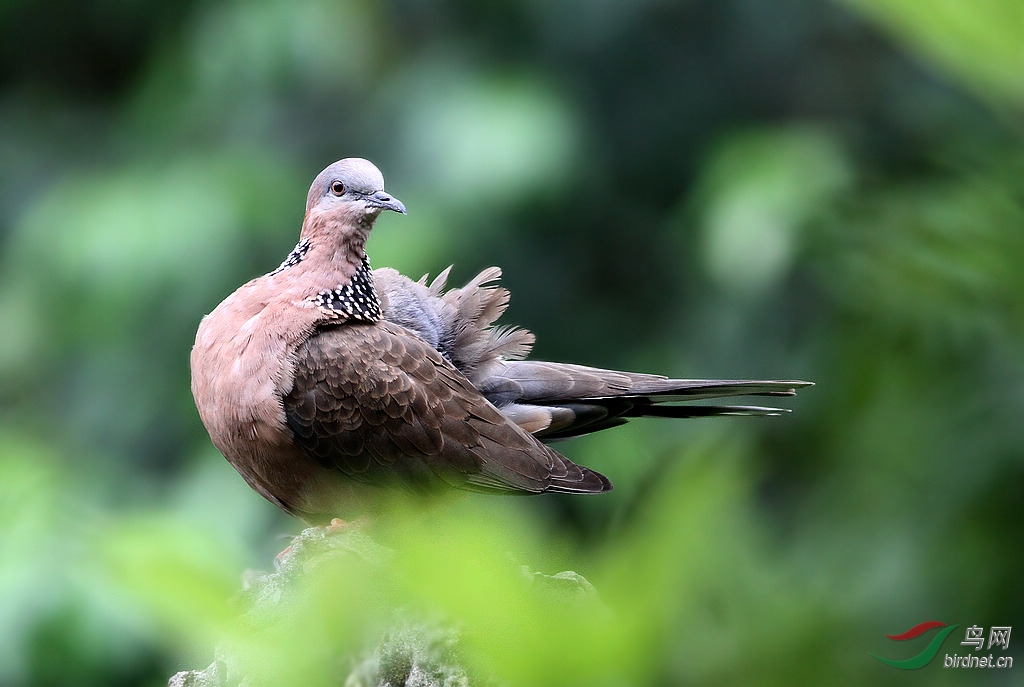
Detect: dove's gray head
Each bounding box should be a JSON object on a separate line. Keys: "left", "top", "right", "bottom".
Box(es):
{"left": 304, "top": 158, "right": 406, "bottom": 217}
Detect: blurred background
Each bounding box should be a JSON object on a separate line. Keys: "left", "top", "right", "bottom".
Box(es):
{"left": 1, "top": 0, "right": 1022, "bottom": 685}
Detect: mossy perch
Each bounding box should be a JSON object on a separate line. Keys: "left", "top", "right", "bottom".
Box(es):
{"left": 168, "top": 525, "right": 596, "bottom": 687}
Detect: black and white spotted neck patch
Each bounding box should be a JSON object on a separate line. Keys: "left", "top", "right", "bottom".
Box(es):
{"left": 271, "top": 239, "right": 312, "bottom": 275}
{"left": 312, "top": 255, "right": 382, "bottom": 322}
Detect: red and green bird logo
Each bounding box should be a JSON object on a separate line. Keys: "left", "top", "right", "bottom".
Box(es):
{"left": 870, "top": 621, "right": 959, "bottom": 669}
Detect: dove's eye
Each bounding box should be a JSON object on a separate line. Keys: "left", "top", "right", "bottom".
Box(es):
{"left": 330, "top": 181, "right": 346, "bottom": 196}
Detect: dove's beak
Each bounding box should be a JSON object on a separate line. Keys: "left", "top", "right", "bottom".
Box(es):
{"left": 367, "top": 190, "right": 407, "bottom": 215}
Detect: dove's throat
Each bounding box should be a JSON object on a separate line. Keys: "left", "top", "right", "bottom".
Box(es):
{"left": 309, "top": 253, "right": 383, "bottom": 323}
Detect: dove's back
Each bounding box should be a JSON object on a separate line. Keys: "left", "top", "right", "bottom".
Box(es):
{"left": 375, "top": 267, "right": 811, "bottom": 441}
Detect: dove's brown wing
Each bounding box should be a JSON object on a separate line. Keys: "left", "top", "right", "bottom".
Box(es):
{"left": 282, "top": 320, "right": 610, "bottom": 495}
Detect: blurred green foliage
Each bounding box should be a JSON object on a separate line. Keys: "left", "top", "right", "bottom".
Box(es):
{"left": 1, "top": 0, "right": 1022, "bottom": 685}
{"left": 843, "top": 0, "right": 1024, "bottom": 108}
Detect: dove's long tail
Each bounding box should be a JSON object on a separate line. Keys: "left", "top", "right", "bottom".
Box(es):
{"left": 476, "top": 361, "right": 812, "bottom": 440}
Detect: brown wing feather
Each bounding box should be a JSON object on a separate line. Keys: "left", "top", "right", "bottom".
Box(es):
{"left": 283, "top": 321, "right": 610, "bottom": 495}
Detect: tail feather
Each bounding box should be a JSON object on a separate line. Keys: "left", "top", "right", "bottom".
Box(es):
{"left": 531, "top": 399, "right": 799, "bottom": 441}
{"left": 482, "top": 360, "right": 810, "bottom": 403}
{"left": 624, "top": 404, "right": 792, "bottom": 418}
{"left": 481, "top": 360, "right": 811, "bottom": 440}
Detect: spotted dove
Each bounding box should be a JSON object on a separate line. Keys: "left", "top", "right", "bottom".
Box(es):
{"left": 190, "top": 158, "right": 811, "bottom": 523}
